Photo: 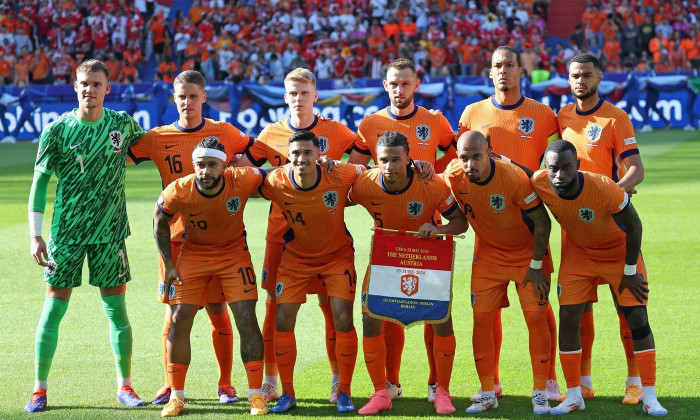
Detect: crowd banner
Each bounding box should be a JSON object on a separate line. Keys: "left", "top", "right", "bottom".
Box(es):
{"left": 366, "top": 228, "right": 457, "bottom": 328}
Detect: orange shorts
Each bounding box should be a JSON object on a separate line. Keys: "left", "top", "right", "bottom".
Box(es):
{"left": 557, "top": 250, "right": 648, "bottom": 307}
{"left": 274, "top": 254, "right": 356, "bottom": 304}
{"left": 262, "top": 241, "right": 327, "bottom": 295}
{"left": 167, "top": 252, "right": 258, "bottom": 307}
{"left": 470, "top": 261, "right": 551, "bottom": 313}
{"left": 158, "top": 241, "right": 227, "bottom": 304}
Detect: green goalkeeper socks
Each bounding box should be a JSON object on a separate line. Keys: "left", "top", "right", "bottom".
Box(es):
{"left": 35, "top": 296, "right": 69, "bottom": 382}
{"left": 101, "top": 294, "right": 133, "bottom": 380}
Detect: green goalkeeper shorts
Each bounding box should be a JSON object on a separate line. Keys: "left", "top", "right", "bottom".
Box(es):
{"left": 45, "top": 239, "right": 131, "bottom": 289}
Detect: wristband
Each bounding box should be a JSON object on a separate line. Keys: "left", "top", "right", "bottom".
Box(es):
{"left": 500, "top": 155, "right": 511, "bottom": 163}
{"left": 530, "top": 259, "right": 543, "bottom": 269}
{"left": 29, "top": 211, "right": 43, "bottom": 238}
{"left": 623, "top": 264, "right": 637, "bottom": 276}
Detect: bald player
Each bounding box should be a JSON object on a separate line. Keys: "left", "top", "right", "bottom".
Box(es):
{"left": 453, "top": 45, "right": 562, "bottom": 402}
{"left": 349, "top": 58, "right": 456, "bottom": 402}
{"left": 557, "top": 53, "right": 646, "bottom": 404}
{"left": 444, "top": 131, "right": 554, "bottom": 415}
{"left": 532, "top": 140, "right": 666, "bottom": 417}
{"left": 349, "top": 131, "right": 467, "bottom": 415}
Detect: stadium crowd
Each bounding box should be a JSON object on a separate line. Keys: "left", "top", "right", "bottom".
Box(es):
{"left": 0, "top": 0, "right": 697, "bottom": 87}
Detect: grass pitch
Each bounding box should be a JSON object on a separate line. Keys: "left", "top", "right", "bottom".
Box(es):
{"left": 0, "top": 130, "right": 698, "bottom": 419}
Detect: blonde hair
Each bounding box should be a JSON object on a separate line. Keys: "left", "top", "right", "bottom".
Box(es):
{"left": 284, "top": 68, "right": 316, "bottom": 88}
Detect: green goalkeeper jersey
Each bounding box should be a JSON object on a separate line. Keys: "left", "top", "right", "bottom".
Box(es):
{"left": 34, "top": 108, "right": 145, "bottom": 245}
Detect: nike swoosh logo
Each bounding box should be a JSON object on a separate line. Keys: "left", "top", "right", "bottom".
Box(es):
{"left": 118, "top": 271, "right": 127, "bottom": 278}
{"left": 541, "top": 359, "right": 550, "bottom": 363}
{"left": 284, "top": 202, "right": 296, "bottom": 205}
{"left": 189, "top": 212, "right": 203, "bottom": 217}
{"left": 250, "top": 367, "right": 262, "bottom": 372}
{"left": 349, "top": 290, "right": 355, "bottom": 294}
{"left": 276, "top": 351, "right": 290, "bottom": 356}
{"left": 474, "top": 357, "right": 485, "bottom": 362}
{"left": 329, "top": 337, "right": 336, "bottom": 341}
{"left": 165, "top": 144, "right": 176, "bottom": 149}
{"left": 365, "top": 359, "right": 376, "bottom": 364}
{"left": 481, "top": 124, "right": 492, "bottom": 129}
{"left": 459, "top": 191, "right": 469, "bottom": 195}
{"left": 244, "top": 288, "right": 255, "bottom": 293}
{"left": 69, "top": 143, "right": 83, "bottom": 149}
{"left": 538, "top": 301, "right": 548, "bottom": 306}
{"left": 443, "top": 353, "right": 455, "bottom": 357}
{"left": 371, "top": 202, "right": 381, "bottom": 205}
{"left": 218, "top": 331, "right": 233, "bottom": 336}
{"left": 341, "top": 353, "right": 354, "bottom": 357}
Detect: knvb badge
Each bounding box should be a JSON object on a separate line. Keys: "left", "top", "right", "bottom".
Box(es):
{"left": 400, "top": 274, "right": 419, "bottom": 297}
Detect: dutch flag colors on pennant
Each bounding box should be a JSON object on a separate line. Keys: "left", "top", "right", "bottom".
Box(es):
{"left": 366, "top": 228, "right": 455, "bottom": 328}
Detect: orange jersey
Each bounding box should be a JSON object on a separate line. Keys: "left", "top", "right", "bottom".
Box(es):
{"left": 128, "top": 118, "right": 253, "bottom": 241}
{"left": 442, "top": 158, "right": 543, "bottom": 267}
{"left": 558, "top": 98, "right": 639, "bottom": 182}
{"left": 349, "top": 168, "right": 459, "bottom": 230}
{"left": 260, "top": 163, "right": 365, "bottom": 261}
{"left": 457, "top": 96, "right": 560, "bottom": 171}
{"left": 355, "top": 106, "right": 454, "bottom": 165}
{"left": 157, "top": 166, "right": 263, "bottom": 260}
{"left": 246, "top": 115, "right": 357, "bottom": 244}
{"left": 532, "top": 170, "right": 630, "bottom": 258}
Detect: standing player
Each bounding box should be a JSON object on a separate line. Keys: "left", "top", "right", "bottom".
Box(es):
{"left": 26, "top": 59, "right": 146, "bottom": 412}
{"left": 234, "top": 68, "right": 358, "bottom": 403}
{"left": 349, "top": 131, "right": 467, "bottom": 415}
{"left": 444, "top": 131, "right": 553, "bottom": 415}
{"left": 558, "top": 53, "right": 645, "bottom": 404}
{"left": 349, "top": 58, "right": 455, "bottom": 402}
{"left": 128, "top": 70, "right": 255, "bottom": 405}
{"left": 154, "top": 138, "right": 266, "bottom": 417}
{"left": 260, "top": 130, "right": 363, "bottom": 413}
{"left": 454, "top": 45, "right": 562, "bottom": 402}
{"left": 533, "top": 140, "right": 666, "bottom": 417}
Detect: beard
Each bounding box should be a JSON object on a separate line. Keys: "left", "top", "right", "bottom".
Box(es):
{"left": 497, "top": 84, "right": 510, "bottom": 92}
{"left": 391, "top": 92, "right": 414, "bottom": 109}
{"left": 550, "top": 177, "right": 577, "bottom": 196}
{"left": 198, "top": 175, "right": 222, "bottom": 191}
{"left": 572, "top": 85, "right": 598, "bottom": 100}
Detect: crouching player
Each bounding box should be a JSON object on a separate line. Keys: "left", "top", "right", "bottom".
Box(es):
{"left": 259, "top": 130, "right": 365, "bottom": 413}
{"left": 533, "top": 140, "right": 666, "bottom": 417}
{"left": 153, "top": 137, "right": 267, "bottom": 417}
{"left": 349, "top": 131, "right": 467, "bottom": 415}
{"left": 443, "top": 131, "right": 554, "bottom": 415}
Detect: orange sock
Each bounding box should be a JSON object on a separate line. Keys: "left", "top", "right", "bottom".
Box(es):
{"left": 319, "top": 303, "right": 338, "bottom": 375}
{"left": 493, "top": 308, "right": 503, "bottom": 384}
{"left": 274, "top": 331, "right": 296, "bottom": 398}
{"left": 383, "top": 321, "right": 404, "bottom": 384}
{"left": 244, "top": 360, "right": 264, "bottom": 390}
{"left": 335, "top": 329, "right": 357, "bottom": 395}
{"left": 363, "top": 335, "right": 387, "bottom": 392}
{"left": 523, "top": 311, "right": 551, "bottom": 390}
{"left": 546, "top": 305, "right": 558, "bottom": 381}
{"left": 167, "top": 363, "right": 188, "bottom": 391}
{"left": 560, "top": 351, "right": 582, "bottom": 388}
{"left": 433, "top": 333, "right": 456, "bottom": 392}
{"left": 208, "top": 310, "right": 234, "bottom": 387}
{"left": 580, "top": 310, "right": 594, "bottom": 378}
{"left": 263, "top": 299, "right": 278, "bottom": 377}
{"left": 618, "top": 313, "right": 640, "bottom": 377}
{"left": 162, "top": 311, "right": 171, "bottom": 386}
{"left": 634, "top": 349, "right": 656, "bottom": 386}
{"left": 424, "top": 324, "right": 437, "bottom": 384}
{"left": 473, "top": 311, "right": 496, "bottom": 391}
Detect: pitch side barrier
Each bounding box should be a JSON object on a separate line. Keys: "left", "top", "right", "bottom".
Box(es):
{"left": 5, "top": 73, "right": 698, "bottom": 140}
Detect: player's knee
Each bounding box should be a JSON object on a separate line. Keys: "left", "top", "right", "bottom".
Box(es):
{"left": 622, "top": 305, "right": 651, "bottom": 340}
{"left": 333, "top": 312, "right": 353, "bottom": 333}
{"left": 362, "top": 314, "right": 382, "bottom": 337}
{"left": 559, "top": 305, "right": 584, "bottom": 331}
